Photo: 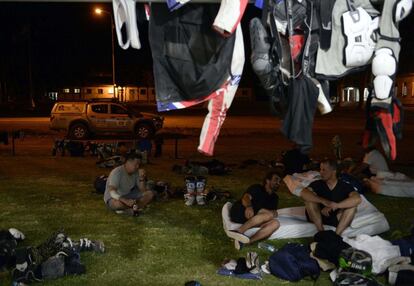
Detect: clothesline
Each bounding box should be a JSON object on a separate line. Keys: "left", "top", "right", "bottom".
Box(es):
{"left": 10, "top": 0, "right": 256, "bottom": 2}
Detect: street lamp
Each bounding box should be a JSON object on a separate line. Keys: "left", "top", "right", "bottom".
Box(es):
{"left": 94, "top": 7, "right": 116, "bottom": 99}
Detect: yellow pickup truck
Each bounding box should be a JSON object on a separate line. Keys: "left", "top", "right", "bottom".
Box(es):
{"left": 50, "top": 99, "right": 163, "bottom": 140}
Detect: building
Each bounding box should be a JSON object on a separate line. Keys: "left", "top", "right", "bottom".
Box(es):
{"left": 337, "top": 72, "right": 414, "bottom": 107}
{"left": 395, "top": 73, "right": 414, "bottom": 105}
{"left": 52, "top": 85, "right": 254, "bottom": 104}
{"left": 56, "top": 85, "right": 156, "bottom": 103}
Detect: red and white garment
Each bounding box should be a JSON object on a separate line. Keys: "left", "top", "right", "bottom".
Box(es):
{"left": 198, "top": 25, "right": 245, "bottom": 156}
{"left": 213, "top": 0, "right": 249, "bottom": 37}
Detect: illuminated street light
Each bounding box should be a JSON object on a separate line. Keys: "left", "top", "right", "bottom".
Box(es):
{"left": 94, "top": 7, "right": 116, "bottom": 99}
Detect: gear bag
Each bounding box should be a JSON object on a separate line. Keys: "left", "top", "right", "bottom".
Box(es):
{"left": 269, "top": 243, "right": 320, "bottom": 282}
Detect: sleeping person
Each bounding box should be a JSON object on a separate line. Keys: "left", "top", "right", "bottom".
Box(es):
{"left": 227, "top": 170, "right": 281, "bottom": 250}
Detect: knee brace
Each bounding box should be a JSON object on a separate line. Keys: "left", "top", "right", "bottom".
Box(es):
{"left": 393, "top": 0, "right": 413, "bottom": 23}
{"left": 372, "top": 48, "right": 397, "bottom": 100}
{"left": 342, "top": 7, "right": 379, "bottom": 67}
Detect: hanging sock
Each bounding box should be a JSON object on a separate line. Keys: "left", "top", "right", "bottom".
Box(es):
{"left": 112, "top": 0, "right": 141, "bottom": 49}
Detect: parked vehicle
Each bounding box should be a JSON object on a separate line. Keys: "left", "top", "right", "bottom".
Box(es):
{"left": 50, "top": 99, "right": 164, "bottom": 140}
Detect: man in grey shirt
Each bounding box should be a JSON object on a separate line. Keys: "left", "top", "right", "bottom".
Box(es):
{"left": 104, "top": 153, "right": 154, "bottom": 215}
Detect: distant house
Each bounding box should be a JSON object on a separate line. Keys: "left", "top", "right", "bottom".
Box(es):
{"left": 56, "top": 85, "right": 156, "bottom": 103}
{"left": 395, "top": 73, "right": 414, "bottom": 106}
{"left": 336, "top": 72, "right": 414, "bottom": 107}
{"left": 51, "top": 85, "right": 254, "bottom": 103}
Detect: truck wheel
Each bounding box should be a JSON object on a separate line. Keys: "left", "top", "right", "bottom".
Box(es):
{"left": 69, "top": 123, "right": 89, "bottom": 140}
{"left": 136, "top": 124, "right": 153, "bottom": 139}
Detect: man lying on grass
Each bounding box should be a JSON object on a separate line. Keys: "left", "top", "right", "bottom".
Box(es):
{"left": 227, "top": 170, "right": 281, "bottom": 250}
{"left": 103, "top": 153, "right": 154, "bottom": 216}
{"left": 299, "top": 159, "right": 362, "bottom": 235}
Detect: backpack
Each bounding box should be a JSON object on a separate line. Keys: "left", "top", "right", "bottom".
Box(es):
{"left": 269, "top": 243, "right": 320, "bottom": 282}
{"left": 94, "top": 175, "right": 108, "bottom": 194}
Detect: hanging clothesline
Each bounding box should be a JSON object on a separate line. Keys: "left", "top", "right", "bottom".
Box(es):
{"left": 9, "top": 0, "right": 256, "bottom": 3}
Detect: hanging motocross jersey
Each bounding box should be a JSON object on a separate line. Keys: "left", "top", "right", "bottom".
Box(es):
{"left": 314, "top": 0, "right": 380, "bottom": 80}
{"left": 149, "top": 3, "right": 237, "bottom": 110}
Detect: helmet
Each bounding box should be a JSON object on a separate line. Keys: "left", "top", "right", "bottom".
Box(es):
{"left": 339, "top": 248, "right": 373, "bottom": 277}
{"left": 334, "top": 272, "right": 380, "bottom": 286}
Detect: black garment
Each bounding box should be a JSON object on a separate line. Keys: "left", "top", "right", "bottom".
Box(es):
{"left": 309, "top": 180, "right": 353, "bottom": 203}
{"left": 395, "top": 270, "right": 414, "bottom": 286}
{"left": 339, "top": 173, "right": 365, "bottom": 194}
{"left": 149, "top": 3, "right": 236, "bottom": 108}
{"left": 0, "top": 230, "right": 17, "bottom": 269}
{"left": 306, "top": 180, "right": 354, "bottom": 226}
{"left": 230, "top": 184, "right": 278, "bottom": 224}
{"left": 282, "top": 148, "right": 310, "bottom": 175}
{"left": 281, "top": 76, "right": 319, "bottom": 154}
{"left": 318, "top": 0, "right": 336, "bottom": 50}
{"left": 313, "top": 230, "right": 350, "bottom": 265}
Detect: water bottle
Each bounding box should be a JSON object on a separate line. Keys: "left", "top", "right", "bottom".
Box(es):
{"left": 258, "top": 242, "right": 277, "bottom": 253}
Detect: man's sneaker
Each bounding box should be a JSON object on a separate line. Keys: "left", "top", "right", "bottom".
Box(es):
{"left": 227, "top": 230, "right": 250, "bottom": 244}
{"left": 75, "top": 238, "right": 105, "bottom": 253}
{"left": 196, "top": 193, "right": 206, "bottom": 205}
{"left": 184, "top": 193, "right": 195, "bottom": 206}
{"left": 246, "top": 252, "right": 260, "bottom": 274}
{"left": 234, "top": 239, "right": 244, "bottom": 251}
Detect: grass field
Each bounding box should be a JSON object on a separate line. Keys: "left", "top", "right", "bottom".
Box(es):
{"left": 1, "top": 149, "right": 414, "bottom": 285}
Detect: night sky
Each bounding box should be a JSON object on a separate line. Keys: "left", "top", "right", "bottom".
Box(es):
{"left": 0, "top": 2, "right": 413, "bottom": 103}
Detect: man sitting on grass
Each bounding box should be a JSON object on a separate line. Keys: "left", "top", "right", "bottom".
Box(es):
{"left": 299, "top": 159, "right": 362, "bottom": 235}
{"left": 103, "top": 153, "right": 154, "bottom": 216}
{"left": 228, "top": 170, "right": 281, "bottom": 250}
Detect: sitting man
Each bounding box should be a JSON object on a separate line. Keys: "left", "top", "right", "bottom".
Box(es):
{"left": 300, "top": 159, "right": 362, "bottom": 235}
{"left": 228, "top": 171, "right": 281, "bottom": 250}
{"left": 104, "top": 153, "right": 154, "bottom": 216}
{"left": 352, "top": 146, "right": 389, "bottom": 179}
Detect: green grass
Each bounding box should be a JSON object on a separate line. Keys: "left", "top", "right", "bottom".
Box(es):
{"left": 0, "top": 155, "right": 413, "bottom": 286}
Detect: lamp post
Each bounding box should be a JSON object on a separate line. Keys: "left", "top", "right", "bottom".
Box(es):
{"left": 95, "top": 8, "right": 116, "bottom": 98}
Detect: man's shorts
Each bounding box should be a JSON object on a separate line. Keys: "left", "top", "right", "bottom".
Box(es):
{"left": 106, "top": 190, "right": 144, "bottom": 210}
{"left": 305, "top": 208, "right": 339, "bottom": 227}
{"left": 230, "top": 201, "right": 249, "bottom": 224}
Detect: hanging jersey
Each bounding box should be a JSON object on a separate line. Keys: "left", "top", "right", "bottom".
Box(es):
{"left": 167, "top": 0, "right": 192, "bottom": 11}
{"left": 149, "top": 3, "right": 237, "bottom": 110}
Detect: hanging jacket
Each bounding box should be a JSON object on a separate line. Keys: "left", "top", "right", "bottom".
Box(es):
{"left": 149, "top": 3, "right": 236, "bottom": 111}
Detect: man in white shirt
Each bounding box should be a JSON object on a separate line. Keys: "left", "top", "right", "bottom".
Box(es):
{"left": 363, "top": 147, "right": 389, "bottom": 175}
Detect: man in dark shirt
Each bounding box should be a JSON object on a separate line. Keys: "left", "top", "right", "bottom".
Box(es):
{"left": 300, "top": 159, "right": 362, "bottom": 235}
{"left": 228, "top": 171, "right": 281, "bottom": 250}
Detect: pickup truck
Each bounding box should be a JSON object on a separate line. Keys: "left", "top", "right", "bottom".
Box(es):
{"left": 50, "top": 100, "right": 164, "bottom": 140}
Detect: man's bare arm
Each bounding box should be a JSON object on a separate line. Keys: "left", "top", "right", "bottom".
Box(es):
{"left": 300, "top": 188, "right": 330, "bottom": 206}
{"left": 109, "top": 186, "right": 134, "bottom": 207}
{"left": 332, "top": 191, "right": 361, "bottom": 209}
